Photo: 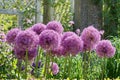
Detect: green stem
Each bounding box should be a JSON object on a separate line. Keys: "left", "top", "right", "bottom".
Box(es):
{"left": 47, "top": 53, "right": 50, "bottom": 77}
{"left": 68, "top": 54, "right": 71, "bottom": 79}
{"left": 50, "top": 54, "right": 54, "bottom": 74}
{"left": 64, "top": 56, "right": 67, "bottom": 79}
{"left": 88, "top": 51, "right": 92, "bottom": 80}
{"left": 25, "top": 50, "right": 28, "bottom": 79}
{"left": 77, "top": 57, "right": 80, "bottom": 79}
{"left": 101, "top": 56, "right": 107, "bottom": 80}
{"left": 83, "top": 52, "right": 85, "bottom": 79}
{"left": 35, "top": 47, "right": 41, "bottom": 72}
{"left": 103, "top": 57, "right": 106, "bottom": 80}
{"left": 101, "top": 58, "right": 104, "bottom": 80}
{"left": 18, "top": 60, "right": 21, "bottom": 80}
{"left": 44, "top": 52, "right": 48, "bottom": 78}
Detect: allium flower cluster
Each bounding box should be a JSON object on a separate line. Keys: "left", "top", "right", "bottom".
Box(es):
{"left": 50, "top": 62, "right": 59, "bottom": 75}
{"left": 39, "top": 30, "right": 60, "bottom": 50}
{"left": 15, "top": 30, "right": 39, "bottom": 50}
{"left": 6, "top": 28, "right": 21, "bottom": 44}
{"left": 6, "top": 28, "right": 39, "bottom": 61}
{"left": 31, "top": 23, "right": 46, "bottom": 35}
{"left": 61, "top": 35, "right": 83, "bottom": 55}
{"left": 81, "top": 25, "right": 101, "bottom": 51}
{"left": 96, "top": 40, "right": 116, "bottom": 58}
{"left": 46, "top": 21, "right": 64, "bottom": 34}
{"left": 6, "top": 21, "right": 116, "bottom": 62}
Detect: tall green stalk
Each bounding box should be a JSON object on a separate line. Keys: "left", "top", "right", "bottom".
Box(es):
{"left": 68, "top": 54, "right": 72, "bottom": 79}
{"left": 44, "top": 53, "right": 48, "bottom": 77}
{"left": 18, "top": 60, "right": 21, "bottom": 80}
{"left": 25, "top": 50, "right": 28, "bottom": 79}
{"left": 63, "top": 55, "right": 67, "bottom": 79}
{"left": 101, "top": 57, "right": 107, "bottom": 80}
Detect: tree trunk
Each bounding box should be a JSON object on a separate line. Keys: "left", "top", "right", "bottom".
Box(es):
{"left": 35, "top": 0, "right": 42, "bottom": 23}
{"left": 43, "top": 0, "right": 54, "bottom": 24}
{"left": 73, "top": 0, "right": 102, "bottom": 31}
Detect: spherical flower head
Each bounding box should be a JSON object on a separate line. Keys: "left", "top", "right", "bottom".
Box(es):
{"left": 50, "top": 45, "right": 66, "bottom": 57}
{"left": 69, "top": 21, "right": 74, "bottom": 26}
{"left": 6, "top": 28, "right": 21, "bottom": 44}
{"left": 61, "top": 31, "right": 77, "bottom": 42}
{"left": 15, "top": 30, "right": 38, "bottom": 50}
{"left": 14, "top": 47, "right": 38, "bottom": 60}
{"left": 96, "top": 40, "right": 116, "bottom": 58}
{"left": 81, "top": 25, "right": 101, "bottom": 51}
{"left": 31, "top": 23, "right": 46, "bottom": 35}
{"left": 61, "top": 35, "right": 83, "bottom": 55}
{"left": 39, "top": 30, "right": 60, "bottom": 50}
{"left": 50, "top": 62, "right": 59, "bottom": 75}
{"left": 46, "top": 21, "right": 64, "bottom": 34}
{"left": 99, "top": 30, "right": 104, "bottom": 35}
{"left": 0, "top": 33, "right": 6, "bottom": 42}
{"left": 75, "top": 29, "right": 80, "bottom": 36}
{"left": 25, "top": 28, "right": 39, "bottom": 46}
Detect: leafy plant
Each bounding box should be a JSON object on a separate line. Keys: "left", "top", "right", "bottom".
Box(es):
{"left": 106, "top": 37, "right": 120, "bottom": 79}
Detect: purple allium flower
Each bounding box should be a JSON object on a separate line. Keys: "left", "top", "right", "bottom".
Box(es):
{"left": 61, "top": 35, "right": 83, "bottom": 55}
{"left": 0, "top": 33, "right": 6, "bottom": 42}
{"left": 39, "top": 30, "right": 60, "bottom": 50}
{"left": 14, "top": 47, "right": 38, "bottom": 60}
{"left": 15, "top": 30, "right": 39, "bottom": 50}
{"left": 50, "top": 62, "right": 59, "bottom": 75}
{"left": 69, "top": 21, "right": 74, "bottom": 26}
{"left": 6, "top": 28, "right": 21, "bottom": 44}
{"left": 81, "top": 25, "right": 101, "bottom": 51}
{"left": 50, "top": 45, "right": 66, "bottom": 57}
{"left": 31, "top": 23, "right": 46, "bottom": 35}
{"left": 99, "top": 30, "right": 104, "bottom": 35}
{"left": 61, "top": 31, "right": 77, "bottom": 42}
{"left": 96, "top": 40, "right": 116, "bottom": 58}
{"left": 75, "top": 29, "right": 80, "bottom": 36}
{"left": 46, "top": 21, "right": 64, "bottom": 34}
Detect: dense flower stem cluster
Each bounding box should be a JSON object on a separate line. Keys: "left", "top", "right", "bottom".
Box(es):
{"left": 6, "top": 21, "right": 116, "bottom": 79}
